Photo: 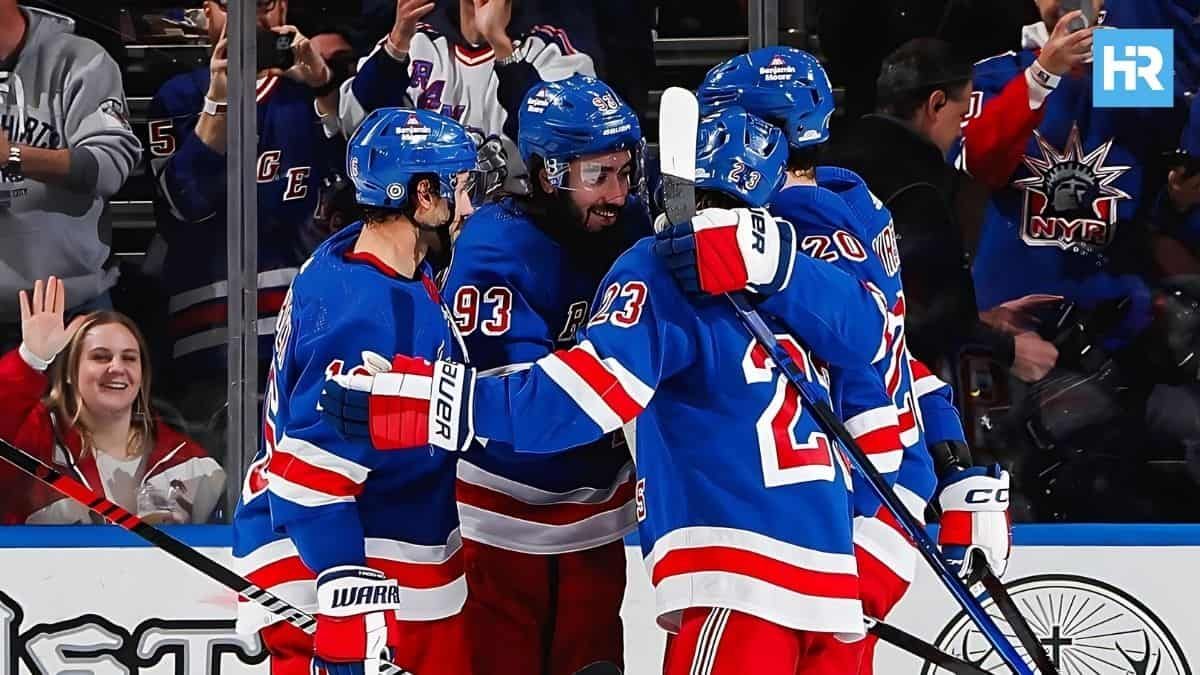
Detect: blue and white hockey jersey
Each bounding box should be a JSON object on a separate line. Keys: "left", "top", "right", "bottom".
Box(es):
{"left": 148, "top": 69, "right": 342, "bottom": 378}
{"left": 443, "top": 198, "right": 646, "bottom": 554}
{"left": 466, "top": 237, "right": 888, "bottom": 636}
{"left": 231, "top": 222, "right": 467, "bottom": 634}
{"left": 773, "top": 172, "right": 938, "bottom": 514}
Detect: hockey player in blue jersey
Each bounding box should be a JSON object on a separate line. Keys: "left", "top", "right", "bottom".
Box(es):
{"left": 690, "top": 46, "right": 1011, "bottom": 673}
{"left": 231, "top": 108, "right": 480, "bottom": 675}
{"left": 432, "top": 74, "right": 648, "bottom": 675}
{"left": 319, "top": 103, "right": 901, "bottom": 674}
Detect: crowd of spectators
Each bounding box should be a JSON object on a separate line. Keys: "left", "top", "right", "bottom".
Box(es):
{"left": 0, "top": 0, "right": 1198, "bottom": 525}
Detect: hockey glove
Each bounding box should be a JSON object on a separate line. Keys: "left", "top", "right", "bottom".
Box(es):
{"left": 320, "top": 354, "right": 476, "bottom": 452}
{"left": 652, "top": 207, "right": 796, "bottom": 297}
{"left": 935, "top": 465, "right": 1012, "bottom": 581}
{"left": 313, "top": 565, "right": 402, "bottom": 675}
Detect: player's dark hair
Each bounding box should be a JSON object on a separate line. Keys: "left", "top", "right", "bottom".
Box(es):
{"left": 361, "top": 173, "right": 438, "bottom": 227}
{"left": 787, "top": 145, "right": 823, "bottom": 173}
{"left": 696, "top": 188, "right": 745, "bottom": 211}
{"left": 875, "top": 38, "right": 972, "bottom": 120}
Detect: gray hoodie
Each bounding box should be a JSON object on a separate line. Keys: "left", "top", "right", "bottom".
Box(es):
{"left": 0, "top": 6, "right": 142, "bottom": 315}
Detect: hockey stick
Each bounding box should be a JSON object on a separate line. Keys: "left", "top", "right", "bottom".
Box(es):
{"left": 0, "top": 436, "right": 416, "bottom": 675}
{"left": 726, "top": 297, "right": 1035, "bottom": 675}
{"left": 866, "top": 617, "right": 991, "bottom": 675}
{"left": 656, "top": 87, "right": 1034, "bottom": 675}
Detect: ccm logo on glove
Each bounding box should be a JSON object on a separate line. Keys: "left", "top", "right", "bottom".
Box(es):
{"left": 965, "top": 487, "right": 1010, "bottom": 505}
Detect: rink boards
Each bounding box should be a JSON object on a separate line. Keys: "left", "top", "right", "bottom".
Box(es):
{"left": 0, "top": 524, "right": 1193, "bottom": 674}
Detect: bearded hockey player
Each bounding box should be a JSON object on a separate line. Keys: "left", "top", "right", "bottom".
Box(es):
{"left": 231, "top": 108, "right": 479, "bottom": 675}
{"left": 432, "top": 74, "right": 648, "bottom": 675}
{"left": 320, "top": 104, "right": 903, "bottom": 673}
{"left": 693, "top": 46, "right": 1011, "bottom": 672}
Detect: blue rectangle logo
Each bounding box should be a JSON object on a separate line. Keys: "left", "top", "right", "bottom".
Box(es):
{"left": 1094, "top": 29, "right": 1174, "bottom": 108}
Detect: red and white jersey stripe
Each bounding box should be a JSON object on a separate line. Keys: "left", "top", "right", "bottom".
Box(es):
{"left": 844, "top": 405, "right": 903, "bottom": 475}
{"left": 455, "top": 459, "right": 638, "bottom": 554}
{"left": 265, "top": 434, "right": 370, "bottom": 508}
{"left": 645, "top": 526, "right": 865, "bottom": 640}
{"left": 233, "top": 531, "right": 467, "bottom": 634}
{"left": 539, "top": 340, "right": 655, "bottom": 433}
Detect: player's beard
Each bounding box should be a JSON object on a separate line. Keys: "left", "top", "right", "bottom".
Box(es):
{"left": 549, "top": 192, "right": 631, "bottom": 277}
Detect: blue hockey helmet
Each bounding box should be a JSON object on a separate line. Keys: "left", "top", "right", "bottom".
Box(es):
{"left": 518, "top": 74, "right": 643, "bottom": 189}
{"left": 695, "top": 107, "right": 788, "bottom": 208}
{"left": 347, "top": 107, "right": 478, "bottom": 209}
{"left": 697, "top": 47, "right": 835, "bottom": 150}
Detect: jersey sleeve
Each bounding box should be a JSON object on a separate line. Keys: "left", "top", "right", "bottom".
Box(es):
{"left": 263, "top": 284, "right": 417, "bottom": 573}
{"left": 147, "top": 78, "right": 223, "bottom": 223}
{"left": 755, "top": 249, "right": 889, "bottom": 368}
{"left": 832, "top": 362, "right": 902, "bottom": 483}
{"left": 470, "top": 249, "right": 697, "bottom": 452}
{"left": 909, "top": 358, "right": 966, "bottom": 446}
{"left": 955, "top": 52, "right": 1050, "bottom": 190}
{"left": 494, "top": 25, "right": 597, "bottom": 140}
{"left": 337, "top": 37, "right": 419, "bottom": 137}
{"left": 442, "top": 242, "right": 553, "bottom": 371}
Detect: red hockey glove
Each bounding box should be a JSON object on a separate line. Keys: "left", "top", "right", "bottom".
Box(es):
{"left": 653, "top": 207, "right": 796, "bottom": 297}
{"left": 313, "top": 565, "right": 402, "bottom": 675}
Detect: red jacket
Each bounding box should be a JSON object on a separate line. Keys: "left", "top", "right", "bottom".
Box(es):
{"left": 0, "top": 348, "right": 225, "bottom": 524}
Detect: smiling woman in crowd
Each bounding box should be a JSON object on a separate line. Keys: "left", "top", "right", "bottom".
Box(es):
{"left": 0, "top": 276, "right": 225, "bottom": 525}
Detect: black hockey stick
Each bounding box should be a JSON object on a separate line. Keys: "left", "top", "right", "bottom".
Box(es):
{"left": 0, "top": 436, "right": 416, "bottom": 675}
{"left": 867, "top": 617, "right": 991, "bottom": 675}
{"left": 656, "top": 87, "right": 1034, "bottom": 675}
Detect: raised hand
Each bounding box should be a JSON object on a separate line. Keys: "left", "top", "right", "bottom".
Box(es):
{"left": 207, "top": 22, "right": 229, "bottom": 102}
{"left": 1037, "top": 10, "right": 1095, "bottom": 77}
{"left": 19, "top": 277, "right": 87, "bottom": 364}
{"left": 272, "top": 26, "right": 331, "bottom": 88}
{"left": 473, "top": 0, "right": 514, "bottom": 58}
{"left": 389, "top": 0, "right": 436, "bottom": 53}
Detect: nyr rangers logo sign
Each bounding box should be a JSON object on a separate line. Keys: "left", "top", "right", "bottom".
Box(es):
{"left": 926, "top": 574, "right": 1189, "bottom": 675}
{"left": 1013, "top": 126, "right": 1131, "bottom": 252}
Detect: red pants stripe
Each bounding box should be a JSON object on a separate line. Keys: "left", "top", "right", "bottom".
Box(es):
{"left": 664, "top": 607, "right": 865, "bottom": 675}
{"left": 461, "top": 538, "right": 626, "bottom": 675}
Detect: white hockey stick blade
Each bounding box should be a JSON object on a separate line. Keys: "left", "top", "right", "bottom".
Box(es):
{"left": 658, "top": 86, "right": 700, "bottom": 227}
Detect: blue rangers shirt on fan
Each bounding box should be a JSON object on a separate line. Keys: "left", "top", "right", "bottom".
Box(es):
{"left": 954, "top": 5, "right": 1194, "bottom": 343}
{"left": 148, "top": 70, "right": 341, "bottom": 378}
{"left": 231, "top": 221, "right": 468, "bottom": 635}
{"left": 463, "top": 235, "right": 889, "bottom": 636}
{"left": 442, "top": 196, "right": 649, "bottom": 554}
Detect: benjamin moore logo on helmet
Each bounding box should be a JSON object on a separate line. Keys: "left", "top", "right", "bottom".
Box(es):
{"left": 759, "top": 55, "right": 796, "bottom": 82}
{"left": 386, "top": 183, "right": 405, "bottom": 200}
{"left": 397, "top": 113, "right": 432, "bottom": 141}
{"left": 526, "top": 88, "right": 553, "bottom": 114}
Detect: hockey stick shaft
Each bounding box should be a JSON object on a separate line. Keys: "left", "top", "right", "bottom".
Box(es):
{"left": 982, "top": 569, "right": 1059, "bottom": 673}
{"left": 725, "top": 294, "right": 1034, "bottom": 675}
{"left": 866, "top": 618, "right": 991, "bottom": 675}
{"left": 0, "top": 436, "right": 414, "bottom": 675}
